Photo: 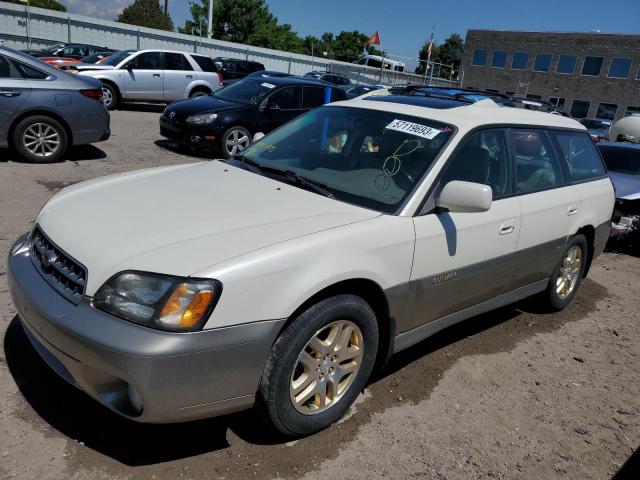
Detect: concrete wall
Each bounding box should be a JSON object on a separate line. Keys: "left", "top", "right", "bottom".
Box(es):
{"left": 461, "top": 29, "right": 640, "bottom": 120}
{"left": 0, "top": 1, "right": 459, "bottom": 88}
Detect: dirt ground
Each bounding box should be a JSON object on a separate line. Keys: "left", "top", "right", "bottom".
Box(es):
{"left": 1, "top": 108, "right": 639, "bottom": 480}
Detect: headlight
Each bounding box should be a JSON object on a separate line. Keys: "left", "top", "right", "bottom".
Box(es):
{"left": 186, "top": 113, "right": 217, "bottom": 125}
{"left": 93, "top": 271, "right": 222, "bottom": 332}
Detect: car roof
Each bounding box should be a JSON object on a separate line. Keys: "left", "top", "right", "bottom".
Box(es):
{"left": 248, "top": 76, "right": 340, "bottom": 87}
{"left": 213, "top": 57, "right": 263, "bottom": 63}
{"left": 597, "top": 141, "right": 640, "bottom": 150}
{"left": 329, "top": 95, "right": 585, "bottom": 131}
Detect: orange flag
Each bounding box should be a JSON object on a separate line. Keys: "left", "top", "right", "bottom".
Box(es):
{"left": 366, "top": 30, "right": 381, "bottom": 46}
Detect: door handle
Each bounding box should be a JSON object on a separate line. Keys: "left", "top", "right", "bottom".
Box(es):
{"left": 153, "top": 73, "right": 161, "bottom": 78}
{"left": 500, "top": 221, "right": 515, "bottom": 235}
{"left": 0, "top": 91, "right": 20, "bottom": 97}
{"left": 567, "top": 205, "right": 579, "bottom": 216}
{"left": 186, "top": 75, "right": 193, "bottom": 79}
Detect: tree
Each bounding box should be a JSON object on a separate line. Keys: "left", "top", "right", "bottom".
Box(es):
{"left": 6, "top": 0, "right": 66, "bottom": 11}
{"left": 415, "top": 33, "right": 464, "bottom": 77}
{"left": 117, "top": 0, "right": 174, "bottom": 31}
{"left": 303, "top": 31, "right": 383, "bottom": 61}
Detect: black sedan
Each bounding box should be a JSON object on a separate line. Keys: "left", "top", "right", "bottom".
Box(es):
{"left": 160, "top": 77, "right": 347, "bottom": 158}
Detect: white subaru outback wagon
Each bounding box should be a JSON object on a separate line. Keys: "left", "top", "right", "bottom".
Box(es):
{"left": 8, "top": 93, "right": 614, "bottom": 437}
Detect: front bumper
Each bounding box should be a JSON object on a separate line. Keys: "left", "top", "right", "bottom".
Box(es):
{"left": 159, "top": 115, "right": 221, "bottom": 149}
{"left": 7, "top": 235, "right": 284, "bottom": 423}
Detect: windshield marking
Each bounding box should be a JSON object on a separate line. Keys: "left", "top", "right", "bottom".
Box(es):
{"left": 383, "top": 139, "right": 424, "bottom": 176}
{"left": 386, "top": 119, "right": 441, "bottom": 140}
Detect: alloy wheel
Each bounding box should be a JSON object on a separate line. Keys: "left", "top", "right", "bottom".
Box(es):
{"left": 556, "top": 245, "right": 582, "bottom": 299}
{"left": 22, "top": 123, "right": 61, "bottom": 159}
{"left": 225, "top": 129, "right": 250, "bottom": 156}
{"left": 290, "top": 320, "right": 364, "bottom": 415}
{"left": 102, "top": 86, "right": 113, "bottom": 107}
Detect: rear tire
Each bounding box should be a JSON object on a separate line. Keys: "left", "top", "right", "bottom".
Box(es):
{"left": 12, "top": 115, "right": 68, "bottom": 163}
{"left": 101, "top": 82, "right": 119, "bottom": 110}
{"left": 258, "top": 294, "right": 379, "bottom": 437}
{"left": 538, "top": 234, "right": 588, "bottom": 312}
{"left": 189, "top": 88, "right": 210, "bottom": 99}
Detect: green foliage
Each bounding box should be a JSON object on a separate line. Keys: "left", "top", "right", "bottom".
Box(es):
{"left": 6, "top": 0, "right": 66, "bottom": 11}
{"left": 180, "top": 0, "right": 382, "bottom": 60}
{"left": 415, "top": 33, "right": 464, "bottom": 77}
{"left": 117, "top": 0, "right": 174, "bottom": 31}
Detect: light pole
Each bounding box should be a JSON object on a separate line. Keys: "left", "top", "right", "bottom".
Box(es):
{"left": 208, "top": 0, "right": 213, "bottom": 38}
{"left": 19, "top": 0, "right": 31, "bottom": 50}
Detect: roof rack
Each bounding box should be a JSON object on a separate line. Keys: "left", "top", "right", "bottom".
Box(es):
{"left": 387, "top": 84, "right": 507, "bottom": 105}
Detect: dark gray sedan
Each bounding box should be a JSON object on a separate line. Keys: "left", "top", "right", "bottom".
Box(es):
{"left": 0, "top": 46, "right": 110, "bottom": 162}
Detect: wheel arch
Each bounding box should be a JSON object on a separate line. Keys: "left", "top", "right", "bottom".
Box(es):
{"left": 187, "top": 82, "right": 212, "bottom": 97}
{"left": 278, "top": 278, "right": 395, "bottom": 372}
{"left": 9, "top": 109, "right": 73, "bottom": 148}
{"left": 99, "top": 78, "right": 122, "bottom": 99}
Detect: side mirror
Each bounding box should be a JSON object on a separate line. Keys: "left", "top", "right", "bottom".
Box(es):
{"left": 253, "top": 132, "right": 265, "bottom": 142}
{"left": 124, "top": 62, "right": 134, "bottom": 70}
{"left": 436, "top": 180, "right": 492, "bottom": 213}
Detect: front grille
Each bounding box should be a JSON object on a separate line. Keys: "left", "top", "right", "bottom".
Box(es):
{"left": 30, "top": 226, "right": 87, "bottom": 304}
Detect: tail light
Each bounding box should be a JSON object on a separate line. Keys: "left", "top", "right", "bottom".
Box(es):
{"left": 217, "top": 72, "right": 223, "bottom": 85}
{"left": 80, "top": 88, "right": 103, "bottom": 101}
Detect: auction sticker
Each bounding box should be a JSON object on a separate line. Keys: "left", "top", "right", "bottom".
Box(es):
{"left": 261, "top": 82, "right": 276, "bottom": 89}
{"left": 385, "top": 119, "right": 441, "bottom": 140}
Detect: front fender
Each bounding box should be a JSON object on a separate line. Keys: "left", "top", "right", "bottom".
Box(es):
{"left": 194, "top": 215, "right": 415, "bottom": 330}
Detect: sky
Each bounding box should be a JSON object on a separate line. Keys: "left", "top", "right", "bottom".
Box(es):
{"left": 63, "top": 0, "right": 640, "bottom": 68}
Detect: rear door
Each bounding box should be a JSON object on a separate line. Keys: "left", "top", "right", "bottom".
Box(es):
{"left": 0, "top": 55, "right": 31, "bottom": 132}
{"left": 163, "top": 52, "right": 195, "bottom": 101}
{"left": 511, "top": 129, "right": 581, "bottom": 288}
{"left": 123, "top": 51, "right": 163, "bottom": 100}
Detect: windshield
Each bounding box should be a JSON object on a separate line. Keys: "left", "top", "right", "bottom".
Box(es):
{"left": 580, "top": 119, "right": 611, "bottom": 130}
{"left": 600, "top": 147, "right": 640, "bottom": 175}
{"left": 213, "top": 79, "right": 273, "bottom": 104}
{"left": 236, "top": 106, "right": 454, "bottom": 213}
{"left": 42, "top": 43, "right": 64, "bottom": 52}
{"left": 101, "top": 50, "right": 135, "bottom": 66}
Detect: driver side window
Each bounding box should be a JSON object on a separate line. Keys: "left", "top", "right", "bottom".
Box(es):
{"left": 268, "top": 86, "right": 302, "bottom": 110}
{"left": 440, "top": 129, "right": 512, "bottom": 200}
{"left": 131, "top": 52, "right": 161, "bottom": 70}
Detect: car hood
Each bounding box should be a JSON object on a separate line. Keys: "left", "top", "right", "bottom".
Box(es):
{"left": 36, "top": 162, "right": 379, "bottom": 294}
{"left": 609, "top": 171, "right": 640, "bottom": 200}
{"left": 165, "top": 95, "right": 244, "bottom": 120}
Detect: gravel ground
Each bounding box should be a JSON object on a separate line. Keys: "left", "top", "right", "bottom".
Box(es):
{"left": 1, "top": 109, "right": 639, "bottom": 480}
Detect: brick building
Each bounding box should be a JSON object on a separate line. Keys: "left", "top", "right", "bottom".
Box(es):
{"left": 461, "top": 30, "right": 640, "bottom": 120}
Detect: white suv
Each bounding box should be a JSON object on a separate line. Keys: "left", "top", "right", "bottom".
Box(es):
{"left": 8, "top": 94, "right": 613, "bottom": 437}
{"left": 76, "top": 49, "right": 221, "bottom": 110}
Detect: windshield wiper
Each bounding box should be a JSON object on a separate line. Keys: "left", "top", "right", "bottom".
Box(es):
{"left": 231, "top": 155, "right": 335, "bottom": 199}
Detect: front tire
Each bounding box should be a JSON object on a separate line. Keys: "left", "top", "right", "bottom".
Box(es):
{"left": 259, "top": 295, "right": 379, "bottom": 437}
{"left": 12, "top": 115, "right": 68, "bottom": 163}
{"left": 539, "top": 234, "right": 588, "bottom": 311}
{"left": 220, "top": 126, "right": 251, "bottom": 158}
{"left": 101, "top": 82, "right": 119, "bottom": 110}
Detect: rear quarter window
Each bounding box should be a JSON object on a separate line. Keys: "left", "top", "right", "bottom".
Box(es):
{"left": 552, "top": 131, "right": 607, "bottom": 182}
{"left": 192, "top": 56, "right": 216, "bottom": 72}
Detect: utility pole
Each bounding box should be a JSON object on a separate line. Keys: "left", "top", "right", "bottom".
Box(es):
{"left": 208, "top": 0, "right": 214, "bottom": 38}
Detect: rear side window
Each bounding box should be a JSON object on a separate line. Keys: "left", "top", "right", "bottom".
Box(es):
{"left": 0, "top": 55, "right": 10, "bottom": 78}
{"left": 192, "top": 56, "right": 216, "bottom": 72}
{"left": 13, "top": 61, "right": 49, "bottom": 80}
{"left": 441, "top": 129, "right": 513, "bottom": 200}
{"left": 552, "top": 131, "right": 606, "bottom": 182}
{"left": 164, "top": 52, "right": 193, "bottom": 71}
{"left": 512, "top": 130, "right": 565, "bottom": 194}
{"left": 330, "top": 88, "right": 347, "bottom": 102}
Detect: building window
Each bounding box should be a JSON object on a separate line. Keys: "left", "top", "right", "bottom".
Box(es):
{"left": 582, "top": 56, "right": 604, "bottom": 76}
{"left": 570, "top": 100, "right": 591, "bottom": 119}
{"left": 556, "top": 55, "right": 577, "bottom": 74}
{"left": 491, "top": 51, "right": 507, "bottom": 68}
{"left": 625, "top": 106, "right": 640, "bottom": 117}
{"left": 472, "top": 50, "right": 488, "bottom": 66}
{"left": 549, "top": 97, "right": 566, "bottom": 109}
{"left": 511, "top": 52, "right": 529, "bottom": 70}
{"left": 526, "top": 94, "right": 542, "bottom": 100}
{"left": 533, "top": 53, "right": 552, "bottom": 72}
{"left": 596, "top": 103, "right": 618, "bottom": 120}
{"left": 608, "top": 58, "right": 632, "bottom": 78}
{"left": 506, "top": 91, "right": 515, "bottom": 96}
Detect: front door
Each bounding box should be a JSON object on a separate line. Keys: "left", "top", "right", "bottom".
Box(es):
{"left": 403, "top": 128, "right": 521, "bottom": 332}
{"left": 0, "top": 55, "right": 30, "bottom": 132}
{"left": 123, "top": 51, "right": 163, "bottom": 101}
{"left": 259, "top": 85, "right": 303, "bottom": 132}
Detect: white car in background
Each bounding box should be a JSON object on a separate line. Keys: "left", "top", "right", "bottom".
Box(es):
{"left": 76, "top": 49, "right": 221, "bottom": 110}
{"left": 8, "top": 93, "right": 613, "bottom": 437}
